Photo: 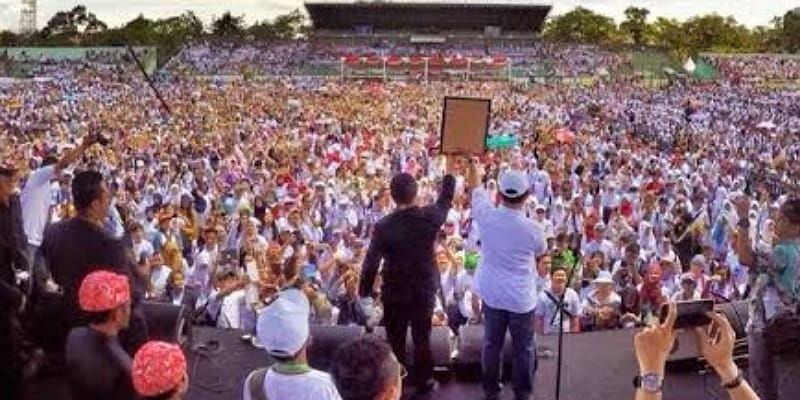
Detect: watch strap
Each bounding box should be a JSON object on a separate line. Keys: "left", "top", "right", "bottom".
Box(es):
{"left": 633, "top": 373, "right": 663, "bottom": 393}
{"left": 722, "top": 369, "right": 743, "bottom": 390}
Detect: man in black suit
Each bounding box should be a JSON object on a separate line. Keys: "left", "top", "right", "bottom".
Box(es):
{"left": 40, "top": 170, "right": 148, "bottom": 355}
{"left": 0, "top": 164, "right": 28, "bottom": 400}
{"left": 359, "top": 168, "right": 455, "bottom": 393}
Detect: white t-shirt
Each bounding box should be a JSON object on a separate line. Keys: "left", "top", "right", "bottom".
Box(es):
{"left": 21, "top": 165, "right": 57, "bottom": 246}
{"left": 218, "top": 289, "right": 246, "bottom": 329}
{"left": 132, "top": 239, "right": 155, "bottom": 260}
{"left": 440, "top": 269, "right": 475, "bottom": 318}
{"left": 535, "top": 288, "right": 581, "bottom": 335}
{"left": 242, "top": 368, "right": 342, "bottom": 400}
{"left": 150, "top": 265, "right": 171, "bottom": 299}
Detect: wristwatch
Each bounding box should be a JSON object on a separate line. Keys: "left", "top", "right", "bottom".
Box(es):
{"left": 722, "top": 369, "right": 743, "bottom": 390}
{"left": 633, "top": 373, "right": 664, "bottom": 393}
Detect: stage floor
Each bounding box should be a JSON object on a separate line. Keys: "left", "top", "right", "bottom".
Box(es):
{"left": 184, "top": 327, "right": 725, "bottom": 400}
{"left": 27, "top": 326, "right": 728, "bottom": 400}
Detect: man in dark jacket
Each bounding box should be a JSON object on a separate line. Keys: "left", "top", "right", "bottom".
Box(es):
{"left": 40, "top": 170, "right": 148, "bottom": 355}
{"left": 0, "top": 164, "right": 28, "bottom": 400}
{"left": 359, "top": 170, "right": 455, "bottom": 393}
{"left": 66, "top": 270, "right": 137, "bottom": 400}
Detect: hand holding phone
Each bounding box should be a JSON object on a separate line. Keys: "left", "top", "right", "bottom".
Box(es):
{"left": 634, "top": 302, "right": 678, "bottom": 374}
{"left": 659, "top": 299, "right": 714, "bottom": 329}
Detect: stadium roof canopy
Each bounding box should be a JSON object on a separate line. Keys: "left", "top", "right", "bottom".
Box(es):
{"left": 304, "top": 1, "right": 552, "bottom": 33}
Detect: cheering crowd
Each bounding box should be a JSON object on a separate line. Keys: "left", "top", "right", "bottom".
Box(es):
{"left": 708, "top": 54, "right": 800, "bottom": 81}
{"left": 1, "top": 41, "right": 799, "bottom": 400}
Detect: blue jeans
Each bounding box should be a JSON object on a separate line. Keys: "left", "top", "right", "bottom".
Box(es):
{"left": 482, "top": 302, "right": 536, "bottom": 400}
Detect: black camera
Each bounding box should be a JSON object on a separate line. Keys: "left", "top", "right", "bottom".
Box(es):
{"left": 97, "top": 135, "right": 110, "bottom": 146}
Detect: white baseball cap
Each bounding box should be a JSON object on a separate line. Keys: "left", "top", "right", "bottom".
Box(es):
{"left": 593, "top": 270, "right": 614, "bottom": 285}
{"left": 498, "top": 170, "right": 528, "bottom": 199}
{"left": 257, "top": 288, "right": 311, "bottom": 358}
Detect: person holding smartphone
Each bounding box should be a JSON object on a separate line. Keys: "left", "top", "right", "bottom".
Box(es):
{"left": 734, "top": 195, "right": 800, "bottom": 400}
{"left": 633, "top": 303, "right": 761, "bottom": 400}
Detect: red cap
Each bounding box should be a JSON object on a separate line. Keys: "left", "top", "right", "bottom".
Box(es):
{"left": 78, "top": 270, "right": 130, "bottom": 312}
{"left": 132, "top": 341, "right": 187, "bottom": 396}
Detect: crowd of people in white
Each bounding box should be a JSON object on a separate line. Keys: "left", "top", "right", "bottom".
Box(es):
{"left": 1, "top": 40, "right": 799, "bottom": 400}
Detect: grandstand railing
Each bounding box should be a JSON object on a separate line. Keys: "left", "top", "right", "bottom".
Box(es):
{"left": 339, "top": 54, "right": 512, "bottom": 81}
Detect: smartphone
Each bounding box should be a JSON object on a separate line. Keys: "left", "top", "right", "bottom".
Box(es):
{"left": 659, "top": 299, "right": 714, "bottom": 329}
{"left": 303, "top": 263, "right": 318, "bottom": 280}
{"left": 219, "top": 250, "right": 238, "bottom": 267}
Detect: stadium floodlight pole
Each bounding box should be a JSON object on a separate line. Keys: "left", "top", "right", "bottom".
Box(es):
{"left": 125, "top": 44, "right": 172, "bottom": 117}
{"left": 424, "top": 58, "right": 429, "bottom": 84}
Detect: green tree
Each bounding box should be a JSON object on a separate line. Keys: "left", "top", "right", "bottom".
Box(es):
{"left": 249, "top": 9, "right": 309, "bottom": 40}
{"left": 650, "top": 17, "right": 689, "bottom": 54}
{"left": 41, "top": 5, "right": 107, "bottom": 37}
{"left": 272, "top": 9, "right": 308, "bottom": 39}
{"left": 682, "top": 14, "right": 749, "bottom": 53}
{"left": 212, "top": 11, "right": 245, "bottom": 37}
{"left": 0, "top": 30, "right": 19, "bottom": 46}
{"left": 543, "top": 7, "right": 618, "bottom": 44}
{"left": 782, "top": 8, "right": 800, "bottom": 53}
{"left": 248, "top": 20, "right": 277, "bottom": 39}
{"left": 741, "top": 24, "right": 780, "bottom": 53}
{"left": 620, "top": 6, "right": 651, "bottom": 46}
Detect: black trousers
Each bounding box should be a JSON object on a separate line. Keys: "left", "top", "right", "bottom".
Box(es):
{"left": 382, "top": 293, "right": 435, "bottom": 386}
{"left": 0, "top": 310, "right": 23, "bottom": 400}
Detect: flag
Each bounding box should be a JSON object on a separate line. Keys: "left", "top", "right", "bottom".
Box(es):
{"left": 683, "top": 58, "right": 696, "bottom": 73}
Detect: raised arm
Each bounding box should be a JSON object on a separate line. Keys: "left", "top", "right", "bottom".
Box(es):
{"left": 425, "top": 174, "right": 456, "bottom": 226}
{"left": 359, "top": 224, "right": 383, "bottom": 298}
{"left": 55, "top": 134, "right": 101, "bottom": 172}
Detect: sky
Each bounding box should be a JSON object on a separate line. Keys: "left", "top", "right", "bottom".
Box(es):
{"left": 0, "top": 0, "right": 797, "bottom": 33}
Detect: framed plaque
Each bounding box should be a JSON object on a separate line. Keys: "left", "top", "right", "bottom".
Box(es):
{"left": 439, "top": 97, "right": 491, "bottom": 155}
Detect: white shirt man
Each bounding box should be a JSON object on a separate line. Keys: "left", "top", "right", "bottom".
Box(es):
{"left": 21, "top": 164, "right": 57, "bottom": 249}
{"left": 131, "top": 228, "right": 155, "bottom": 260}
{"left": 23, "top": 140, "right": 95, "bottom": 250}
{"left": 533, "top": 204, "right": 555, "bottom": 239}
{"left": 473, "top": 172, "right": 547, "bottom": 314}
{"left": 470, "top": 168, "right": 545, "bottom": 400}
{"left": 530, "top": 169, "right": 552, "bottom": 205}
{"left": 535, "top": 267, "right": 582, "bottom": 335}
{"left": 439, "top": 264, "right": 475, "bottom": 320}
{"left": 584, "top": 224, "right": 616, "bottom": 260}
{"left": 242, "top": 289, "right": 341, "bottom": 400}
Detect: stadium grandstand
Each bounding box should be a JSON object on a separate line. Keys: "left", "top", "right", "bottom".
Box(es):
{"left": 305, "top": 1, "right": 550, "bottom": 37}
{"left": 305, "top": 1, "right": 553, "bottom": 80}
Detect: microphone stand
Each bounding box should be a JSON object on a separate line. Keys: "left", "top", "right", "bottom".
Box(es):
{"left": 550, "top": 255, "right": 580, "bottom": 400}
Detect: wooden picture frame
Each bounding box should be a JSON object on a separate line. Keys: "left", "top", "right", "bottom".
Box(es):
{"left": 439, "top": 97, "right": 491, "bottom": 155}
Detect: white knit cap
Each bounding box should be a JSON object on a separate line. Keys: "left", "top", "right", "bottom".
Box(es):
{"left": 256, "top": 288, "right": 311, "bottom": 358}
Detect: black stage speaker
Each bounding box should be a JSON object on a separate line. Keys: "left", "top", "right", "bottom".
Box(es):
{"left": 308, "top": 325, "right": 365, "bottom": 370}
{"left": 142, "top": 301, "right": 191, "bottom": 345}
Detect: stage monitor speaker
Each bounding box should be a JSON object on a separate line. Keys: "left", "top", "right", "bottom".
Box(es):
{"left": 307, "top": 325, "right": 365, "bottom": 369}
{"left": 142, "top": 301, "right": 191, "bottom": 346}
